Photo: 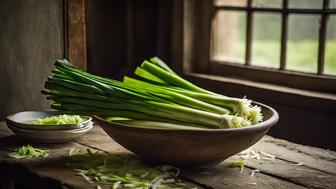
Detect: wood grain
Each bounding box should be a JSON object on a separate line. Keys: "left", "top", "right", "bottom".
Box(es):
{"left": 1, "top": 122, "right": 335, "bottom": 189}
{"left": 225, "top": 135, "right": 336, "bottom": 188}
{"left": 0, "top": 0, "right": 64, "bottom": 120}
{"left": 66, "top": 0, "right": 87, "bottom": 70}
{"left": 262, "top": 136, "right": 336, "bottom": 162}
{"left": 0, "top": 140, "right": 105, "bottom": 189}
{"left": 182, "top": 163, "right": 307, "bottom": 189}
{"left": 75, "top": 124, "right": 130, "bottom": 155}
{"left": 253, "top": 136, "right": 336, "bottom": 175}
{"left": 78, "top": 126, "right": 307, "bottom": 189}
{"left": 170, "top": 0, "right": 184, "bottom": 74}
{"left": 75, "top": 126, "right": 325, "bottom": 189}
{"left": 183, "top": 0, "right": 212, "bottom": 74}
{"left": 210, "top": 60, "right": 336, "bottom": 93}
{"left": 240, "top": 157, "right": 336, "bottom": 189}
{"left": 0, "top": 124, "right": 200, "bottom": 189}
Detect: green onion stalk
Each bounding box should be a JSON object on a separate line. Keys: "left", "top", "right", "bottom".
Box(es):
{"left": 41, "top": 58, "right": 262, "bottom": 129}
{"left": 122, "top": 76, "right": 262, "bottom": 124}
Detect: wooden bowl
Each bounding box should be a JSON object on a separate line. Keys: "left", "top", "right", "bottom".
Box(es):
{"left": 94, "top": 102, "right": 279, "bottom": 166}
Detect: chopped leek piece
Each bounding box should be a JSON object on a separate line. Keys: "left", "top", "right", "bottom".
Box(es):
{"left": 227, "top": 160, "right": 245, "bottom": 174}
{"left": 68, "top": 149, "right": 184, "bottom": 189}
{"left": 8, "top": 145, "right": 49, "bottom": 159}
{"left": 32, "top": 114, "right": 83, "bottom": 125}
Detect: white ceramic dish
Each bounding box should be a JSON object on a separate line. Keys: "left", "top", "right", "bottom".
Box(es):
{"left": 6, "top": 111, "right": 92, "bottom": 130}
{"left": 7, "top": 122, "right": 93, "bottom": 143}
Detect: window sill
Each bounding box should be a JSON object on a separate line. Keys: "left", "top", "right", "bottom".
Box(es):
{"left": 184, "top": 72, "right": 336, "bottom": 113}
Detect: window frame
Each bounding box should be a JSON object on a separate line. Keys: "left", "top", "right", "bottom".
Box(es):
{"left": 170, "top": 0, "right": 336, "bottom": 150}
{"left": 183, "top": 0, "right": 336, "bottom": 93}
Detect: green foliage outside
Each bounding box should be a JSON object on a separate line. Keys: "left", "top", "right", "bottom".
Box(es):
{"left": 251, "top": 40, "right": 336, "bottom": 75}
{"left": 215, "top": 1, "right": 336, "bottom": 76}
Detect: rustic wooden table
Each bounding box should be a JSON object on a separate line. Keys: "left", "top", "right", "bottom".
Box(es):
{"left": 0, "top": 122, "right": 335, "bottom": 189}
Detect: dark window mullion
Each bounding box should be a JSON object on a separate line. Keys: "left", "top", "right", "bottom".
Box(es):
{"left": 317, "top": 0, "right": 329, "bottom": 75}
{"left": 245, "top": 0, "right": 253, "bottom": 66}
{"left": 280, "top": 0, "right": 288, "bottom": 70}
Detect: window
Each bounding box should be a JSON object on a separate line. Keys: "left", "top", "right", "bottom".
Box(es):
{"left": 184, "top": 0, "right": 336, "bottom": 93}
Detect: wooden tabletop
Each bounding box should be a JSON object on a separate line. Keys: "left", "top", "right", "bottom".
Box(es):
{"left": 0, "top": 122, "right": 335, "bottom": 189}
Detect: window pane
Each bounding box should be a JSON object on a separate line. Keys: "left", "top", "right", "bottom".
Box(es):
{"left": 252, "top": 0, "right": 282, "bottom": 8}
{"left": 288, "top": 0, "right": 323, "bottom": 9}
{"left": 325, "top": 16, "right": 336, "bottom": 76}
{"left": 330, "top": 0, "right": 336, "bottom": 9}
{"left": 286, "top": 14, "right": 319, "bottom": 73}
{"left": 215, "top": 0, "right": 247, "bottom": 7}
{"left": 251, "top": 13, "right": 281, "bottom": 68}
{"left": 212, "top": 11, "right": 246, "bottom": 64}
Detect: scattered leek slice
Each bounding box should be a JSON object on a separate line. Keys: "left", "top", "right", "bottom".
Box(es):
{"left": 247, "top": 182, "right": 258, "bottom": 185}
{"left": 250, "top": 169, "right": 260, "bottom": 177}
{"left": 227, "top": 160, "right": 245, "bottom": 174}
{"left": 238, "top": 148, "right": 275, "bottom": 160}
{"left": 68, "top": 149, "right": 184, "bottom": 189}
{"left": 8, "top": 145, "right": 49, "bottom": 159}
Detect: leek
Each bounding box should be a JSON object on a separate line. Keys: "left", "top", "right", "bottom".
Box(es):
{"left": 41, "top": 58, "right": 262, "bottom": 129}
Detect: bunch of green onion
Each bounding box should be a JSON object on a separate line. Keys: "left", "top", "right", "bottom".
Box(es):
{"left": 42, "top": 57, "right": 262, "bottom": 129}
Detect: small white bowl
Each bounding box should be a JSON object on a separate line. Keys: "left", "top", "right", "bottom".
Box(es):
{"left": 6, "top": 111, "right": 92, "bottom": 130}
{"left": 6, "top": 111, "right": 93, "bottom": 143}
{"left": 8, "top": 122, "right": 93, "bottom": 143}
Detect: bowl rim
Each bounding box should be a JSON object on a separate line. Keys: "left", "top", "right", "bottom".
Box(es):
{"left": 94, "top": 101, "right": 279, "bottom": 134}
{"left": 8, "top": 122, "right": 93, "bottom": 133}
{"left": 6, "top": 111, "right": 92, "bottom": 128}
